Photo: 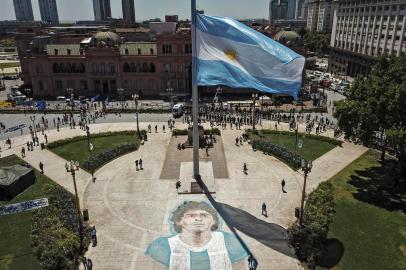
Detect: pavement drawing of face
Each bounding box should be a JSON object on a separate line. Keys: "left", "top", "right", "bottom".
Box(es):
{"left": 177, "top": 209, "right": 215, "bottom": 234}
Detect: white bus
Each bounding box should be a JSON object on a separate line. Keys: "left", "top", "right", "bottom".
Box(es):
{"left": 172, "top": 103, "right": 184, "bottom": 117}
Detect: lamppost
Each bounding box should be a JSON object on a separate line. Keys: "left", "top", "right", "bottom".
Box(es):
{"left": 299, "top": 159, "right": 312, "bottom": 226}
{"left": 166, "top": 86, "right": 174, "bottom": 107}
{"left": 29, "top": 115, "right": 37, "bottom": 137}
{"left": 132, "top": 93, "right": 140, "bottom": 138}
{"left": 295, "top": 125, "right": 299, "bottom": 153}
{"left": 252, "top": 93, "right": 258, "bottom": 130}
{"left": 117, "top": 88, "right": 125, "bottom": 109}
{"left": 65, "top": 160, "right": 84, "bottom": 250}
{"left": 67, "top": 88, "right": 74, "bottom": 111}
{"left": 85, "top": 126, "right": 95, "bottom": 181}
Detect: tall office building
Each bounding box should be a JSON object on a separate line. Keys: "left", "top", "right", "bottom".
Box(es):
{"left": 38, "top": 0, "right": 59, "bottom": 25}
{"left": 287, "top": 0, "right": 297, "bottom": 20}
{"left": 122, "top": 0, "right": 136, "bottom": 24}
{"left": 269, "top": 0, "right": 289, "bottom": 23}
{"left": 307, "top": 0, "right": 336, "bottom": 32}
{"left": 93, "top": 0, "right": 112, "bottom": 21}
{"left": 13, "top": 0, "right": 34, "bottom": 21}
{"left": 329, "top": 0, "right": 406, "bottom": 77}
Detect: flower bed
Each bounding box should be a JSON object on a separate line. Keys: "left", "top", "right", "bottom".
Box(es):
{"left": 252, "top": 140, "right": 302, "bottom": 169}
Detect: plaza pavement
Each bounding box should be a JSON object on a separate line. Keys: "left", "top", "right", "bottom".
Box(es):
{"left": 0, "top": 120, "right": 367, "bottom": 270}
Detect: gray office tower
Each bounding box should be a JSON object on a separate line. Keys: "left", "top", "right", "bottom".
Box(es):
{"left": 122, "top": 0, "right": 136, "bottom": 24}
{"left": 93, "top": 0, "right": 112, "bottom": 21}
{"left": 13, "top": 0, "right": 34, "bottom": 21}
{"left": 38, "top": 0, "right": 59, "bottom": 25}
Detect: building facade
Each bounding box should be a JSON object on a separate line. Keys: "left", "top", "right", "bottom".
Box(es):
{"left": 15, "top": 26, "right": 192, "bottom": 98}
{"left": 13, "top": 0, "right": 34, "bottom": 22}
{"left": 122, "top": 0, "right": 135, "bottom": 24}
{"left": 38, "top": 0, "right": 59, "bottom": 25}
{"left": 93, "top": 0, "right": 111, "bottom": 22}
{"left": 329, "top": 0, "right": 406, "bottom": 77}
{"left": 307, "top": 0, "right": 336, "bottom": 32}
{"left": 269, "top": 0, "right": 289, "bottom": 22}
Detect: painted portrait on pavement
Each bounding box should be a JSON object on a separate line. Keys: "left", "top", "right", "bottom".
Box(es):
{"left": 145, "top": 201, "right": 248, "bottom": 270}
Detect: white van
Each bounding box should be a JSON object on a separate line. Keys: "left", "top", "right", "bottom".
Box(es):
{"left": 172, "top": 103, "right": 184, "bottom": 117}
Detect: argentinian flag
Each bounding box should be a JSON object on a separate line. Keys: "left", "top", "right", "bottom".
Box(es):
{"left": 195, "top": 14, "right": 305, "bottom": 99}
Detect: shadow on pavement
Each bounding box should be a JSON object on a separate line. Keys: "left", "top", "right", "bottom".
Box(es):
{"left": 196, "top": 175, "right": 296, "bottom": 258}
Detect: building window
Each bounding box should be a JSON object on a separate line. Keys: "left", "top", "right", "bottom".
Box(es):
{"left": 67, "top": 49, "right": 71, "bottom": 56}
{"left": 162, "top": 45, "right": 172, "bottom": 54}
{"left": 54, "top": 49, "right": 58, "bottom": 55}
{"left": 138, "top": 48, "right": 141, "bottom": 55}
{"left": 150, "top": 63, "right": 156, "bottom": 73}
{"left": 165, "top": 63, "right": 171, "bottom": 73}
{"left": 123, "top": 63, "right": 130, "bottom": 72}
{"left": 55, "top": 80, "right": 63, "bottom": 90}
{"left": 38, "top": 80, "right": 45, "bottom": 91}
{"left": 125, "top": 48, "right": 129, "bottom": 55}
{"left": 185, "top": 44, "right": 192, "bottom": 54}
{"left": 150, "top": 48, "right": 154, "bottom": 55}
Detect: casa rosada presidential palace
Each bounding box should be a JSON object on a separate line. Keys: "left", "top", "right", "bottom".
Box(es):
{"left": 15, "top": 23, "right": 194, "bottom": 98}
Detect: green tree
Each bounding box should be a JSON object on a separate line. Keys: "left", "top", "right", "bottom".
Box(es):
{"left": 334, "top": 55, "right": 406, "bottom": 179}
{"left": 304, "top": 31, "right": 331, "bottom": 54}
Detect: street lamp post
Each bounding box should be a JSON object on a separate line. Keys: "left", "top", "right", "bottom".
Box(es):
{"left": 85, "top": 126, "right": 95, "bottom": 181}
{"left": 117, "top": 88, "right": 125, "bottom": 109}
{"left": 29, "top": 115, "right": 37, "bottom": 137}
{"left": 65, "top": 160, "right": 84, "bottom": 250}
{"left": 67, "top": 88, "right": 74, "bottom": 111}
{"left": 132, "top": 94, "right": 140, "bottom": 138}
{"left": 166, "top": 86, "right": 174, "bottom": 107}
{"left": 252, "top": 93, "right": 258, "bottom": 130}
{"left": 299, "top": 159, "right": 312, "bottom": 226}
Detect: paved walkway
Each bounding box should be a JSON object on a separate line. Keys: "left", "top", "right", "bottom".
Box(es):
{"left": 0, "top": 120, "right": 367, "bottom": 270}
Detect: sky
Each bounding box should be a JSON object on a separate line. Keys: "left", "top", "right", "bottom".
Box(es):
{"left": 0, "top": 0, "right": 270, "bottom": 22}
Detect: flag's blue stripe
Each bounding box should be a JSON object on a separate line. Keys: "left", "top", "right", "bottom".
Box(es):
{"left": 196, "top": 14, "right": 301, "bottom": 63}
{"left": 196, "top": 14, "right": 258, "bottom": 46}
{"left": 196, "top": 59, "right": 300, "bottom": 99}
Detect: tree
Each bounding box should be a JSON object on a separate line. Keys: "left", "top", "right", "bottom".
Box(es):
{"left": 334, "top": 55, "right": 406, "bottom": 178}
{"left": 304, "top": 31, "right": 331, "bottom": 54}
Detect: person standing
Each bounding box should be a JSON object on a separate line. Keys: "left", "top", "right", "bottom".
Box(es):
{"left": 135, "top": 159, "right": 139, "bottom": 170}
{"left": 281, "top": 179, "right": 286, "bottom": 192}
{"left": 44, "top": 134, "right": 48, "bottom": 144}
{"left": 39, "top": 162, "right": 44, "bottom": 174}
{"left": 261, "top": 202, "right": 267, "bottom": 217}
{"left": 86, "top": 258, "right": 93, "bottom": 270}
{"left": 91, "top": 226, "right": 97, "bottom": 246}
{"left": 81, "top": 256, "right": 88, "bottom": 270}
{"left": 21, "top": 147, "right": 25, "bottom": 158}
{"left": 139, "top": 158, "right": 143, "bottom": 170}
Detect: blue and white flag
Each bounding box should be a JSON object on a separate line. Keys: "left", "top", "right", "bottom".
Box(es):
{"left": 91, "top": 94, "right": 100, "bottom": 102}
{"left": 104, "top": 96, "right": 109, "bottom": 106}
{"left": 195, "top": 14, "right": 305, "bottom": 99}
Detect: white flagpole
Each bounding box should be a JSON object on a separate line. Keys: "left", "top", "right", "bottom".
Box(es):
{"left": 191, "top": 0, "right": 200, "bottom": 179}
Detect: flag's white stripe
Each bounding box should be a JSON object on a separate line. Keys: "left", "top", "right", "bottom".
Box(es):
{"left": 197, "top": 28, "right": 304, "bottom": 82}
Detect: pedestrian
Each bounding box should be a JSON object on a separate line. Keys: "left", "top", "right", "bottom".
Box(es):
{"left": 21, "top": 147, "right": 25, "bottom": 158}
{"left": 235, "top": 137, "right": 239, "bottom": 146}
{"left": 91, "top": 226, "right": 97, "bottom": 246}
{"left": 163, "top": 125, "right": 166, "bottom": 133}
{"left": 86, "top": 258, "right": 93, "bottom": 270}
{"left": 281, "top": 179, "right": 286, "bottom": 192}
{"left": 243, "top": 163, "right": 248, "bottom": 174}
{"left": 135, "top": 159, "right": 139, "bottom": 170}
{"left": 81, "top": 256, "right": 88, "bottom": 270}
{"left": 139, "top": 158, "right": 143, "bottom": 170}
{"left": 39, "top": 162, "right": 44, "bottom": 174}
{"left": 6, "top": 138, "right": 11, "bottom": 149}
{"left": 248, "top": 254, "right": 258, "bottom": 270}
{"left": 155, "top": 125, "right": 158, "bottom": 133}
{"left": 44, "top": 134, "right": 48, "bottom": 144}
{"left": 261, "top": 202, "right": 267, "bottom": 217}
{"left": 175, "top": 180, "right": 181, "bottom": 190}
{"left": 205, "top": 146, "right": 209, "bottom": 156}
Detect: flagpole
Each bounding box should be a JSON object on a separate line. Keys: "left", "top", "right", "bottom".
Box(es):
{"left": 191, "top": 0, "right": 200, "bottom": 179}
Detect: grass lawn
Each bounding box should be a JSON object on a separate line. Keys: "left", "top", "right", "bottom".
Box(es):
{"left": 251, "top": 132, "right": 337, "bottom": 161}
{"left": 323, "top": 150, "right": 406, "bottom": 270}
{"left": 0, "top": 155, "right": 59, "bottom": 270}
{"left": 0, "top": 62, "right": 20, "bottom": 69}
{"left": 50, "top": 134, "right": 140, "bottom": 169}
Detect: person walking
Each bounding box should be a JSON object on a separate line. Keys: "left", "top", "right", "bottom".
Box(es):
{"left": 248, "top": 254, "right": 258, "bottom": 270}
{"left": 39, "top": 162, "right": 44, "bottom": 174}
{"left": 135, "top": 159, "right": 139, "bottom": 170}
{"left": 91, "top": 226, "right": 97, "bottom": 246}
{"left": 81, "top": 256, "right": 88, "bottom": 270}
{"left": 139, "top": 158, "right": 143, "bottom": 170}
{"left": 281, "top": 179, "right": 286, "bottom": 192}
{"left": 44, "top": 134, "right": 48, "bottom": 144}
{"left": 261, "top": 202, "right": 267, "bottom": 217}
{"left": 155, "top": 125, "right": 158, "bottom": 133}
{"left": 243, "top": 163, "right": 248, "bottom": 174}
{"left": 21, "top": 147, "right": 25, "bottom": 158}
{"left": 175, "top": 180, "right": 181, "bottom": 190}
{"left": 86, "top": 258, "right": 93, "bottom": 270}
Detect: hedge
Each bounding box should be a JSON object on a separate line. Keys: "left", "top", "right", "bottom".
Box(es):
{"left": 252, "top": 140, "right": 302, "bottom": 169}
{"left": 46, "top": 130, "right": 146, "bottom": 149}
{"left": 83, "top": 142, "right": 138, "bottom": 171}
{"left": 172, "top": 128, "right": 221, "bottom": 137}
{"left": 247, "top": 129, "right": 342, "bottom": 146}
{"left": 31, "top": 185, "right": 91, "bottom": 270}
{"left": 0, "top": 108, "right": 171, "bottom": 114}
{"left": 288, "top": 182, "right": 335, "bottom": 269}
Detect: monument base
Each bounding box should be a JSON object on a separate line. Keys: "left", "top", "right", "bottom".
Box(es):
{"left": 178, "top": 161, "right": 216, "bottom": 194}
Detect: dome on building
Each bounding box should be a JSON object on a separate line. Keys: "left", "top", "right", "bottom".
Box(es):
{"left": 274, "top": 30, "right": 300, "bottom": 43}
{"left": 93, "top": 30, "right": 119, "bottom": 46}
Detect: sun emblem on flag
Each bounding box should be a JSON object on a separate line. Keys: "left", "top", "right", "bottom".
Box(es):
{"left": 225, "top": 48, "right": 237, "bottom": 61}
